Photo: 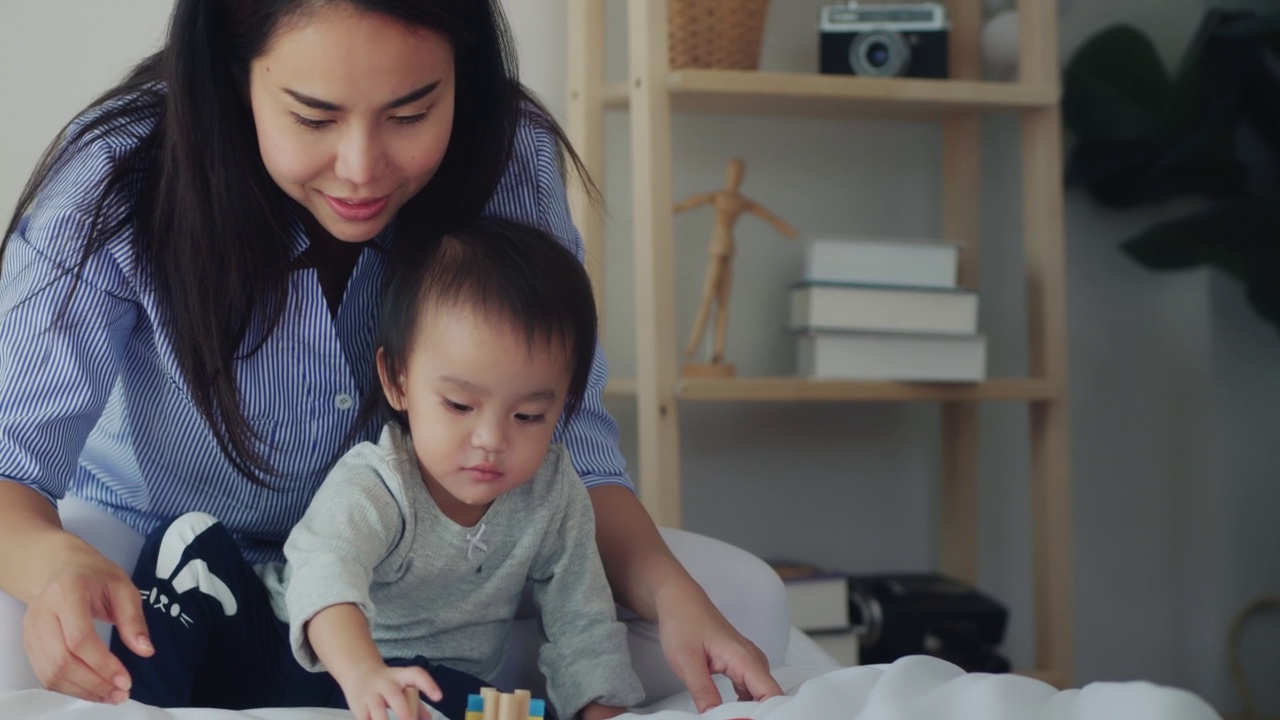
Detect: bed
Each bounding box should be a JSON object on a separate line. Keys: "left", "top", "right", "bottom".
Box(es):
{"left": 0, "top": 502, "right": 1219, "bottom": 719}
{"left": 0, "top": 632, "right": 1218, "bottom": 720}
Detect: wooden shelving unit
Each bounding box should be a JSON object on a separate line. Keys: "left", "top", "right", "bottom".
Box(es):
{"left": 566, "top": 0, "right": 1072, "bottom": 688}
{"left": 605, "top": 377, "right": 1060, "bottom": 403}
{"left": 602, "top": 69, "right": 1058, "bottom": 118}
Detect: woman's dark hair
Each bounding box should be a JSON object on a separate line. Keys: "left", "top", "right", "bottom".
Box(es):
{"left": 1, "top": 0, "right": 594, "bottom": 483}
{"left": 375, "top": 217, "right": 599, "bottom": 431}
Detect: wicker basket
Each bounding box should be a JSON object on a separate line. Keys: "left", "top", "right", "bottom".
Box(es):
{"left": 668, "top": 0, "right": 771, "bottom": 71}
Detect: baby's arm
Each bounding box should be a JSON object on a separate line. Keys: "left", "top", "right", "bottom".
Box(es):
{"left": 283, "top": 438, "right": 434, "bottom": 720}
{"left": 307, "top": 603, "right": 440, "bottom": 720}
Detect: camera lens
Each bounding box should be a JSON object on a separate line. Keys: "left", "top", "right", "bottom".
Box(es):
{"left": 849, "top": 30, "right": 911, "bottom": 77}
{"left": 866, "top": 41, "right": 890, "bottom": 68}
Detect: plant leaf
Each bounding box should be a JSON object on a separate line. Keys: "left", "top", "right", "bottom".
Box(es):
{"left": 1064, "top": 17, "right": 1256, "bottom": 206}
{"left": 1066, "top": 138, "right": 1247, "bottom": 207}
{"left": 1063, "top": 25, "right": 1170, "bottom": 144}
{"left": 1121, "top": 194, "right": 1280, "bottom": 284}
{"left": 1064, "top": 139, "right": 1160, "bottom": 187}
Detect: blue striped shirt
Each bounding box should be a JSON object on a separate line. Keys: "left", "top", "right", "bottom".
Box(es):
{"left": 0, "top": 99, "right": 632, "bottom": 563}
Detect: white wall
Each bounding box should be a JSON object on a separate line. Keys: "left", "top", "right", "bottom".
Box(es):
{"left": 2, "top": 1, "right": 1277, "bottom": 714}
{"left": 0, "top": 1, "right": 173, "bottom": 218}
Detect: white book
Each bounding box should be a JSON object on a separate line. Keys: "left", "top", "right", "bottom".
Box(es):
{"left": 789, "top": 282, "right": 979, "bottom": 335}
{"left": 767, "top": 560, "right": 850, "bottom": 633}
{"left": 808, "top": 630, "right": 860, "bottom": 667}
{"left": 797, "top": 331, "right": 987, "bottom": 382}
{"left": 785, "top": 576, "right": 850, "bottom": 632}
{"left": 803, "top": 236, "right": 959, "bottom": 288}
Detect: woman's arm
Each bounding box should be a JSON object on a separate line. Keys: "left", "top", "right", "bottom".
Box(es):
{"left": 0, "top": 480, "right": 152, "bottom": 704}
{"left": 586, "top": 485, "right": 681, "bottom": 620}
{"left": 588, "top": 485, "right": 782, "bottom": 712}
{"left": 0, "top": 111, "right": 153, "bottom": 702}
{"left": 0, "top": 481, "right": 81, "bottom": 603}
{"left": 0, "top": 238, "right": 146, "bottom": 702}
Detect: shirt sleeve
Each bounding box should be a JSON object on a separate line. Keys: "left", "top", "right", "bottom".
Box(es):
{"left": 281, "top": 445, "right": 406, "bottom": 672}
{"left": 530, "top": 449, "right": 645, "bottom": 717}
{"left": 0, "top": 137, "right": 138, "bottom": 502}
{"left": 486, "top": 113, "right": 634, "bottom": 492}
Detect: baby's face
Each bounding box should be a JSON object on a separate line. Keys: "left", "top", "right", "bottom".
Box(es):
{"left": 380, "top": 307, "right": 571, "bottom": 527}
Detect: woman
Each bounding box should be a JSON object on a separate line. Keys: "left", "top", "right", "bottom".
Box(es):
{"left": 0, "top": 0, "right": 783, "bottom": 712}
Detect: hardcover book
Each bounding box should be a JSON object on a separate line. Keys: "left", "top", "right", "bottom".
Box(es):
{"left": 789, "top": 282, "right": 979, "bottom": 336}
{"left": 767, "top": 559, "right": 851, "bottom": 633}
{"left": 802, "top": 236, "right": 959, "bottom": 289}
{"left": 810, "top": 630, "right": 860, "bottom": 667}
{"left": 796, "top": 331, "right": 987, "bottom": 382}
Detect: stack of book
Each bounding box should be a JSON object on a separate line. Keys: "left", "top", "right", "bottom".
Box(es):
{"left": 789, "top": 237, "right": 986, "bottom": 382}
{"left": 766, "top": 559, "right": 859, "bottom": 667}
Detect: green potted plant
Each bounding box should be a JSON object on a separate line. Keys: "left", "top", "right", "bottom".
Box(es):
{"left": 1062, "top": 10, "right": 1280, "bottom": 330}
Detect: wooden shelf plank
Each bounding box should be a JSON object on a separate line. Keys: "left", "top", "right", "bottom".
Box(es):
{"left": 605, "top": 377, "right": 1059, "bottom": 402}
{"left": 603, "top": 70, "right": 1057, "bottom": 119}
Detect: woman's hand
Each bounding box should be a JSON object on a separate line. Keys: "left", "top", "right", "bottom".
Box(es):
{"left": 587, "top": 485, "right": 782, "bottom": 713}
{"left": 655, "top": 579, "right": 782, "bottom": 712}
{"left": 21, "top": 541, "right": 153, "bottom": 704}
{"left": 338, "top": 663, "right": 439, "bottom": 720}
{"left": 579, "top": 700, "right": 626, "bottom": 720}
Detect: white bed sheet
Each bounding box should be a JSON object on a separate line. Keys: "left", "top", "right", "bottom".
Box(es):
{"left": 0, "top": 646, "right": 1218, "bottom": 720}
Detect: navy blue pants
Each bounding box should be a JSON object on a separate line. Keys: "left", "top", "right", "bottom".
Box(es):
{"left": 111, "top": 513, "right": 488, "bottom": 719}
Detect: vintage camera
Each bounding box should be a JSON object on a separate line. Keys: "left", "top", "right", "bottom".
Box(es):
{"left": 819, "top": 2, "right": 949, "bottom": 79}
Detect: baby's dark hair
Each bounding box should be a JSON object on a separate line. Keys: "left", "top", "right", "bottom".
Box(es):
{"left": 376, "top": 217, "right": 599, "bottom": 430}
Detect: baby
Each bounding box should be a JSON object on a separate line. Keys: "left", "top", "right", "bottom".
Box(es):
{"left": 273, "top": 217, "right": 644, "bottom": 720}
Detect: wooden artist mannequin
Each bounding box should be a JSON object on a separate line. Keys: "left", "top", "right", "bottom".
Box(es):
{"left": 673, "top": 157, "right": 798, "bottom": 377}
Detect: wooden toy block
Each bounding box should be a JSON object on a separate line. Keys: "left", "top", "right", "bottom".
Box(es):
{"left": 465, "top": 687, "right": 545, "bottom": 720}
{"left": 481, "top": 687, "right": 499, "bottom": 720}
{"left": 514, "top": 688, "right": 531, "bottom": 718}
{"left": 404, "top": 686, "right": 420, "bottom": 716}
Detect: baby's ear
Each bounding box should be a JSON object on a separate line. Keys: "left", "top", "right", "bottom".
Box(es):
{"left": 375, "top": 347, "right": 408, "bottom": 411}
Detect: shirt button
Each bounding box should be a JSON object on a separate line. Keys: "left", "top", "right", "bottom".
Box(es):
{"left": 334, "top": 393, "right": 354, "bottom": 410}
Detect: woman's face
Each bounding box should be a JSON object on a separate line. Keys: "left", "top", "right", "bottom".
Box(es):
{"left": 249, "top": 4, "right": 456, "bottom": 243}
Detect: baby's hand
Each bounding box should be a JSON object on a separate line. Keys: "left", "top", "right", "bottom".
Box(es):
{"left": 579, "top": 701, "right": 626, "bottom": 720}
{"left": 340, "top": 664, "right": 441, "bottom": 720}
